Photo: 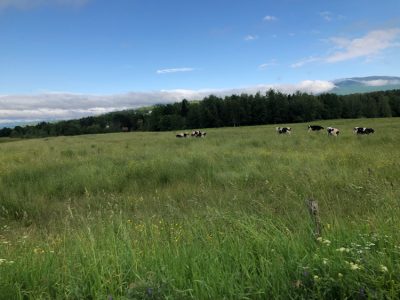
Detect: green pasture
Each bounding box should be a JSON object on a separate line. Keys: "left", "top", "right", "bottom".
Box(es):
{"left": 0, "top": 118, "right": 399, "bottom": 299}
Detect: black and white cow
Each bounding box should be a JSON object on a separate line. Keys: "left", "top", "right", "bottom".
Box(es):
{"left": 176, "top": 133, "right": 188, "bottom": 138}
{"left": 327, "top": 127, "right": 340, "bottom": 136}
{"left": 191, "top": 130, "right": 207, "bottom": 137}
{"left": 276, "top": 127, "right": 292, "bottom": 135}
{"left": 353, "top": 127, "right": 375, "bottom": 135}
{"left": 308, "top": 125, "right": 324, "bottom": 132}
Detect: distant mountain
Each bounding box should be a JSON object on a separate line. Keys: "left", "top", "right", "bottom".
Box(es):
{"left": 332, "top": 76, "right": 400, "bottom": 95}
{"left": 0, "top": 121, "right": 45, "bottom": 129}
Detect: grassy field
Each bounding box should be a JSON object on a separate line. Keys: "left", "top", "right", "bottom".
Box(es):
{"left": 0, "top": 118, "right": 399, "bottom": 299}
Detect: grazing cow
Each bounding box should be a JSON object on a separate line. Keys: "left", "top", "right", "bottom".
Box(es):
{"left": 276, "top": 127, "right": 292, "bottom": 135}
{"left": 191, "top": 130, "right": 207, "bottom": 137}
{"left": 176, "top": 133, "right": 188, "bottom": 138}
{"left": 327, "top": 127, "right": 340, "bottom": 136}
{"left": 308, "top": 125, "right": 324, "bottom": 132}
{"left": 353, "top": 127, "right": 375, "bottom": 135}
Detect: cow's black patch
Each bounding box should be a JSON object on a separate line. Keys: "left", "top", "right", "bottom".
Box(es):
{"left": 309, "top": 125, "right": 324, "bottom": 131}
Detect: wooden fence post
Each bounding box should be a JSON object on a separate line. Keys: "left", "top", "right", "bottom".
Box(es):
{"left": 307, "top": 199, "right": 322, "bottom": 238}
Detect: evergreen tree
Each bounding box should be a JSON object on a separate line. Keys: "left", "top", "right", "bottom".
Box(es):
{"left": 377, "top": 95, "right": 392, "bottom": 117}
{"left": 180, "top": 99, "right": 190, "bottom": 117}
{"left": 362, "top": 96, "right": 378, "bottom": 118}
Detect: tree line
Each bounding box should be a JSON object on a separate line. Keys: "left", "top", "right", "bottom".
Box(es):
{"left": 1, "top": 89, "right": 400, "bottom": 138}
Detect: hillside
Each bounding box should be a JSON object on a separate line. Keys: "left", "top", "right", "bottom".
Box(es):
{"left": 333, "top": 76, "right": 400, "bottom": 95}
{"left": 0, "top": 118, "right": 399, "bottom": 298}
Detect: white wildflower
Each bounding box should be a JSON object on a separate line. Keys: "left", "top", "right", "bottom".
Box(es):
{"left": 349, "top": 262, "right": 361, "bottom": 270}
{"left": 323, "top": 239, "right": 331, "bottom": 246}
{"left": 336, "top": 247, "right": 350, "bottom": 253}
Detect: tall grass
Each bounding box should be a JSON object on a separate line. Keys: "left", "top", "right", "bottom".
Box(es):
{"left": 0, "top": 118, "right": 399, "bottom": 299}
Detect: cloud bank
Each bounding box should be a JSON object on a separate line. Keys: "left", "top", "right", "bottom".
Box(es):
{"left": 362, "top": 79, "right": 400, "bottom": 86}
{"left": 0, "top": 80, "right": 335, "bottom": 124}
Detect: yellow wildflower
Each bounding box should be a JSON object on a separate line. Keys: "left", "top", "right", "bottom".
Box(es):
{"left": 34, "top": 248, "right": 45, "bottom": 254}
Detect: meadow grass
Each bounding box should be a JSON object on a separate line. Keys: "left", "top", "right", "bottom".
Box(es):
{"left": 0, "top": 118, "right": 399, "bottom": 299}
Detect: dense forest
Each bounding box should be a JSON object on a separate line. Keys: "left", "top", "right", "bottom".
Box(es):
{"left": 1, "top": 89, "right": 400, "bottom": 138}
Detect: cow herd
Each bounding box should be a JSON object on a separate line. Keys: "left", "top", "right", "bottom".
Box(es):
{"left": 176, "top": 130, "right": 207, "bottom": 138}
{"left": 276, "top": 125, "right": 375, "bottom": 136}
{"left": 177, "top": 126, "right": 375, "bottom": 138}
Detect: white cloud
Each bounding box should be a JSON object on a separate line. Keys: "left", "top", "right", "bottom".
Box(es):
{"left": 258, "top": 60, "right": 277, "bottom": 70}
{"left": 156, "top": 68, "right": 195, "bottom": 74}
{"left": 291, "top": 56, "right": 320, "bottom": 68}
{"left": 362, "top": 79, "right": 400, "bottom": 86}
{"left": 258, "top": 64, "right": 271, "bottom": 70}
{"left": 244, "top": 34, "right": 258, "bottom": 41}
{"left": 319, "top": 11, "right": 344, "bottom": 22}
{"left": 263, "top": 15, "right": 277, "bottom": 22}
{"left": 0, "top": 80, "right": 336, "bottom": 124}
{"left": 292, "top": 80, "right": 336, "bottom": 94}
{"left": 325, "top": 28, "right": 400, "bottom": 63}
{"left": 292, "top": 28, "right": 400, "bottom": 67}
{"left": 319, "top": 11, "right": 333, "bottom": 22}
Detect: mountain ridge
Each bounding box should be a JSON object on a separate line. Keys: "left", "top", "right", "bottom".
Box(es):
{"left": 332, "top": 76, "right": 400, "bottom": 94}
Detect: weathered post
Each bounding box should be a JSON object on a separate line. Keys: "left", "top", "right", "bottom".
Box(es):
{"left": 307, "top": 199, "right": 322, "bottom": 239}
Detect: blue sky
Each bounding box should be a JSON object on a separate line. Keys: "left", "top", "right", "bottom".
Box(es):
{"left": 0, "top": 0, "right": 400, "bottom": 123}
